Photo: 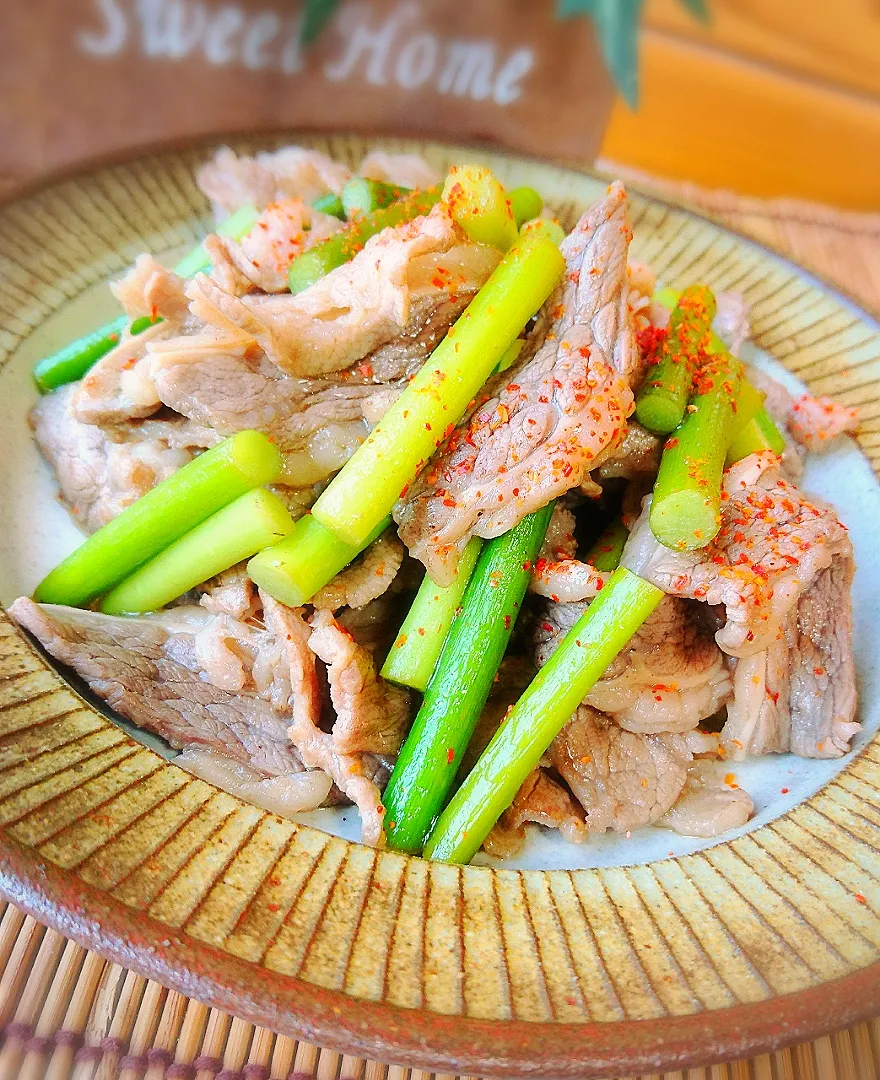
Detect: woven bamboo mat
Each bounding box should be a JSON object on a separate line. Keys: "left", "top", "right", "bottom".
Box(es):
{"left": 0, "top": 177, "right": 878, "bottom": 1080}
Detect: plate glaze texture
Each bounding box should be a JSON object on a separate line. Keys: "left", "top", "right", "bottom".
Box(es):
{"left": 0, "top": 135, "right": 878, "bottom": 1079}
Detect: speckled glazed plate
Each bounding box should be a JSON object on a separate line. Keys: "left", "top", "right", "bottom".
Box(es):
{"left": 0, "top": 135, "right": 879, "bottom": 1079}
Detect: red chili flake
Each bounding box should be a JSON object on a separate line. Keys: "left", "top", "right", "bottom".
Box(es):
{"left": 854, "top": 893, "right": 867, "bottom": 904}
{"left": 780, "top": 787, "right": 789, "bottom": 794}
{"left": 503, "top": 615, "right": 512, "bottom": 630}
{"left": 522, "top": 560, "right": 531, "bottom": 571}
{"left": 446, "top": 747, "right": 456, "bottom": 764}
{"left": 665, "top": 437, "right": 679, "bottom": 450}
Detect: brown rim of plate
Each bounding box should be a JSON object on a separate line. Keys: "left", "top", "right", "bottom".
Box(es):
{"left": 0, "top": 133, "right": 878, "bottom": 1079}
{"left": 1, "top": 830, "right": 879, "bottom": 1079}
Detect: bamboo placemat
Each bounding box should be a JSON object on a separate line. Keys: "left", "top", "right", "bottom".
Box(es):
{"left": 0, "top": 176, "right": 878, "bottom": 1080}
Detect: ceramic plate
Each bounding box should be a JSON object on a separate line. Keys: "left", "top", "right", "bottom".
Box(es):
{"left": 0, "top": 135, "right": 878, "bottom": 1078}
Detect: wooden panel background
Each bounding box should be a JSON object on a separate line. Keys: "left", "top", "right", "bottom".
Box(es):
{"left": 601, "top": 0, "right": 880, "bottom": 210}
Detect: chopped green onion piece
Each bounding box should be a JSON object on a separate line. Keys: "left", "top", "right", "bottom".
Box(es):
{"left": 424, "top": 567, "right": 664, "bottom": 863}
{"left": 381, "top": 537, "right": 482, "bottom": 693}
{"left": 443, "top": 166, "right": 518, "bottom": 251}
{"left": 728, "top": 379, "right": 766, "bottom": 442}
{"left": 34, "top": 431, "right": 282, "bottom": 608}
{"left": 247, "top": 513, "right": 390, "bottom": 609}
{"left": 311, "top": 192, "right": 345, "bottom": 219}
{"left": 101, "top": 488, "right": 296, "bottom": 614}
{"left": 635, "top": 285, "right": 717, "bottom": 434}
{"left": 726, "top": 407, "right": 787, "bottom": 465}
{"left": 650, "top": 349, "right": 743, "bottom": 551}
{"left": 33, "top": 315, "right": 129, "bottom": 393}
{"left": 495, "top": 338, "right": 525, "bottom": 374}
{"left": 508, "top": 186, "right": 544, "bottom": 227}
{"left": 341, "top": 177, "right": 411, "bottom": 218}
{"left": 586, "top": 518, "right": 629, "bottom": 572}
{"left": 385, "top": 504, "right": 554, "bottom": 853}
{"left": 311, "top": 221, "right": 565, "bottom": 548}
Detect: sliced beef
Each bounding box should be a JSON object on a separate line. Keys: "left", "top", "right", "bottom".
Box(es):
{"left": 71, "top": 321, "right": 167, "bottom": 427}
{"left": 534, "top": 596, "right": 731, "bottom": 733}
{"left": 31, "top": 387, "right": 197, "bottom": 534}
{"left": 788, "top": 394, "right": 859, "bottom": 450}
{"left": 786, "top": 556, "right": 858, "bottom": 756}
{"left": 529, "top": 559, "right": 607, "bottom": 603}
{"left": 205, "top": 198, "right": 344, "bottom": 295}
{"left": 713, "top": 291, "right": 751, "bottom": 356}
{"left": 196, "top": 146, "right": 350, "bottom": 217}
{"left": 149, "top": 344, "right": 376, "bottom": 486}
{"left": 177, "top": 748, "right": 333, "bottom": 816}
{"left": 110, "top": 254, "right": 191, "bottom": 323}
{"left": 723, "top": 555, "right": 859, "bottom": 760}
{"left": 658, "top": 761, "right": 753, "bottom": 837}
{"left": 8, "top": 599, "right": 304, "bottom": 777}
{"left": 312, "top": 533, "right": 405, "bottom": 612}
{"left": 394, "top": 183, "right": 636, "bottom": 585}
{"left": 722, "top": 635, "right": 791, "bottom": 758}
{"left": 307, "top": 609, "right": 410, "bottom": 756}
{"left": 198, "top": 565, "right": 260, "bottom": 621}
{"left": 483, "top": 770, "right": 586, "bottom": 858}
{"left": 185, "top": 203, "right": 499, "bottom": 377}
{"left": 358, "top": 151, "right": 440, "bottom": 190}
{"left": 262, "top": 596, "right": 388, "bottom": 845}
{"left": 622, "top": 453, "right": 858, "bottom": 759}
{"left": 621, "top": 452, "right": 854, "bottom": 658}
{"left": 550, "top": 705, "right": 693, "bottom": 834}
{"left": 596, "top": 421, "right": 662, "bottom": 480}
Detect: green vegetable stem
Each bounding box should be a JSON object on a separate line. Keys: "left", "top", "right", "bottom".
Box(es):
{"left": 424, "top": 567, "right": 664, "bottom": 864}
{"left": 443, "top": 166, "right": 518, "bottom": 251}
{"left": 34, "top": 431, "right": 281, "bottom": 608}
{"left": 726, "top": 406, "right": 787, "bottom": 465}
{"left": 247, "top": 513, "right": 390, "bottom": 608}
{"left": 634, "top": 285, "right": 717, "bottom": 434}
{"left": 101, "top": 488, "right": 295, "bottom": 615}
{"left": 384, "top": 504, "right": 555, "bottom": 853}
{"left": 585, "top": 518, "right": 629, "bottom": 572}
{"left": 341, "top": 177, "right": 411, "bottom": 218}
{"left": 310, "top": 220, "right": 565, "bottom": 549}
{"left": 507, "top": 186, "right": 544, "bottom": 227}
{"left": 380, "top": 537, "right": 483, "bottom": 693}
{"left": 649, "top": 347, "right": 743, "bottom": 551}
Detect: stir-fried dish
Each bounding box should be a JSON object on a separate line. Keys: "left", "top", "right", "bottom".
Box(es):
{"left": 10, "top": 145, "right": 862, "bottom": 862}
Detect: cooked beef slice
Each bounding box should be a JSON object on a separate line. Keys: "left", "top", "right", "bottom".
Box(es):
{"left": 312, "top": 533, "right": 405, "bottom": 612}
{"left": 534, "top": 596, "right": 731, "bottom": 734}
{"left": 110, "top": 254, "right": 191, "bottom": 323}
{"left": 8, "top": 599, "right": 304, "bottom": 777}
{"left": 307, "top": 609, "right": 410, "bottom": 757}
{"left": 184, "top": 203, "right": 498, "bottom": 377}
{"left": 205, "top": 199, "right": 344, "bottom": 296}
{"left": 71, "top": 320, "right": 167, "bottom": 427}
{"left": 596, "top": 420, "right": 662, "bottom": 480}
{"left": 394, "top": 183, "right": 636, "bottom": 584}
{"left": 722, "top": 554, "right": 859, "bottom": 760}
{"left": 550, "top": 705, "right": 693, "bottom": 833}
{"left": 658, "top": 761, "right": 753, "bottom": 837}
{"left": 358, "top": 151, "right": 440, "bottom": 190}
{"left": 262, "top": 596, "right": 389, "bottom": 846}
{"left": 483, "top": 769, "right": 586, "bottom": 857}
{"left": 31, "top": 387, "right": 200, "bottom": 534}
{"left": 197, "top": 146, "right": 351, "bottom": 216}
{"left": 622, "top": 452, "right": 854, "bottom": 658}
